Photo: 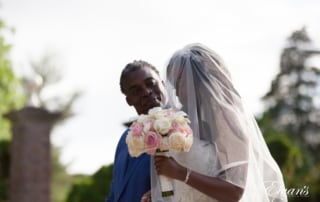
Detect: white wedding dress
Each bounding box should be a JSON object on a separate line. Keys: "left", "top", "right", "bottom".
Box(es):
{"left": 151, "top": 43, "right": 287, "bottom": 202}
{"left": 170, "top": 139, "right": 218, "bottom": 202}
{"left": 150, "top": 139, "right": 219, "bottom": 202}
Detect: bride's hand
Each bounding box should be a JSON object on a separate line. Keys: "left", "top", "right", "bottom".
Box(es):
{"left": 154, "top": 155, "right": 185, "bottom": 181}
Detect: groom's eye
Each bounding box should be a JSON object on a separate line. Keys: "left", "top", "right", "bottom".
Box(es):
{"left": 145, "top": 79, "right": 157, "bottom": 88}
{"left": 127, "top": 79, "right": 158, "bottom": 96}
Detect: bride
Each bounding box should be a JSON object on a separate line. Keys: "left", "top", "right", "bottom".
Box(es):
{"left": 150, "top": 43, "right": 287, "bottom": 201}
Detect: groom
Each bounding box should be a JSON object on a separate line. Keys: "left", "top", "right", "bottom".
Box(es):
{"left": 106, "top": 60, "right": 166, "bottom": 202}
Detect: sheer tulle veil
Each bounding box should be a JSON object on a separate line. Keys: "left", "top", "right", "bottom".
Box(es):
{"left": 150, "top": 43, "right": 287, "bottom": 202}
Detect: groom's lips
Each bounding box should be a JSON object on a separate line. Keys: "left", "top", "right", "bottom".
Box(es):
{"left": 143, "top": 97, "right": 161, "bottom": 108}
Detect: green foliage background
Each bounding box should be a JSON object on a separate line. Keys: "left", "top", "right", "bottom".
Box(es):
{"left": 0, "top": 18, "right": 26, "bottom": 202}
{"left": 259, "top": 115, "right": 320, "bottom": 201}
{"left": 66, "top": 164, "right": 113, "bottom": 202}
{"left": 51, "top": 147, "right": 73, "bottom": 202}
{"left": 0, "top": 20, "right": 26, "bottom": 141}
{"left": 258, "top": 27, "right": 320, "bottom": 201}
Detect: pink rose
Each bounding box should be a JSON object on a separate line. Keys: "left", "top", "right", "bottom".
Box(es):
{"left": 144, "top": 131, "right": 161, "bottom": 155}
{"left": 169, "top": 121, "right": 187, "bottom": 135}
{"left": 168, "top": 121, "right": 179, "bottom": 135}
{"left": 130, "top": 122, "right": 143, "bottom": 137}
{"left": 183, "top": 125, "right": 193, "bottom": 135}
{"left": 171, "top": 121, "right": 179, "bottom": 130}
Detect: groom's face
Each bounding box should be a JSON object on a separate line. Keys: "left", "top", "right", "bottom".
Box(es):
{"left": 123, "top": 66, "right": 166, "bottom": 115}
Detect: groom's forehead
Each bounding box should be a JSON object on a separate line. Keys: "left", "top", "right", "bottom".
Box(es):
{"left": 125, "top": 67, "right": 160, "bottom": 84}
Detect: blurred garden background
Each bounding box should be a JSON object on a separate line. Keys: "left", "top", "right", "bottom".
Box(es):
{"left": 1, "top": 0, "right": 320, "bottom": 201}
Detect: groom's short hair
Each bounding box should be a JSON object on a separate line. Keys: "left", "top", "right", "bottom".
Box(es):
{"left": 119, "top": 60, "right": 160, "bottom": 94}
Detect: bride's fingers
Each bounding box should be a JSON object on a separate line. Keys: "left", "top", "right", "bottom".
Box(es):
{"left": 154, "top": 155, "right": 168, "bottom": 161}
{"left": 154, "top": 156, "right": 169, "bottom": 166}
{"left": 154, "top": 158, "right": 166, "bottom": 173}
{"left": 154, "top": 156, "right": 175, "bottom": 175}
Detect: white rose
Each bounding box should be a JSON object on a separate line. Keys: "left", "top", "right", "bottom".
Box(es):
{"left": 128, "top": 147, "right": 143, "bottom": 157}
{"left": 148, "top": 107, "right": 163, "bottom": 115}
{"left": 168, "top": 132, "right": 186, "bottom": 152}
{"left": 137, "top": 114, "right": 149, "bottom": 123}
{"left": 149, "top": 107, "right": 169, "bottom": 120}
{"left": 174, "top": 111, "right": 187, "bottom": 118}
{"left": 154, "top": 118, "right": 171, "bottom": 135}
{"left": 143, "top": 121, "right": 152, "bottom": 133}
{"left": 183, "top": 134, "right": 193, "bottom": 152}
{"left": 171, "top": 112, "right": 189, "bottom": 125}
{"left": 126, "top": 132, "right": 145, "bottom": 157}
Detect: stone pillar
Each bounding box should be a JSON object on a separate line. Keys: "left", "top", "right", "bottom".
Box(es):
{"left": 5, "top": 106, "right": 61, "bottom": 202}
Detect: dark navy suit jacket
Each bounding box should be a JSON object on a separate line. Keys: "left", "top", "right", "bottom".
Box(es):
{"left": 106, "top": 130, "right": 150, "bottom": 202}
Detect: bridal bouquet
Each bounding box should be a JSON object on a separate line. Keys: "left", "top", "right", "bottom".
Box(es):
{"left": 126, "top": 107, "right": 193, "bottom": 196}
{"left": 126, "top": 107, "right": 193, "bottom": 157}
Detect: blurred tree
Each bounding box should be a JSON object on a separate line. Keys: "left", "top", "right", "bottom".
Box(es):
{"left": 0, "top": 17, "right": 26, "bottom": 202}
{"left": 66, "top": 164, "right": 113, "bottom": 202}
{"left": 22, "top": 52, "right": 80, "bottom": 120}
{"left": 262, "top": 27, "right": 320, "bottom": 162}
{"left": 0, "top": 20, "right": 26, "bottom": 140}
{"left": 259, "top": 27, "right": 320, "bottom": 201}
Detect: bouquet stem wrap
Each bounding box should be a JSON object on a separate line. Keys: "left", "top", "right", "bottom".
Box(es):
{"left": 156, "top": 150, "right": 174, "bottom": 197}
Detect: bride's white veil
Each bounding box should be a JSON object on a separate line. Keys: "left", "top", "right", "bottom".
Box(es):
{"left": 151, "top": 43, "right": 287, "bottom": 202}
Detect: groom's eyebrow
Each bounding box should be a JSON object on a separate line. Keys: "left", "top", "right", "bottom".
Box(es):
{"left": 145, "top": 77, "right": 156, "bottom": 82}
